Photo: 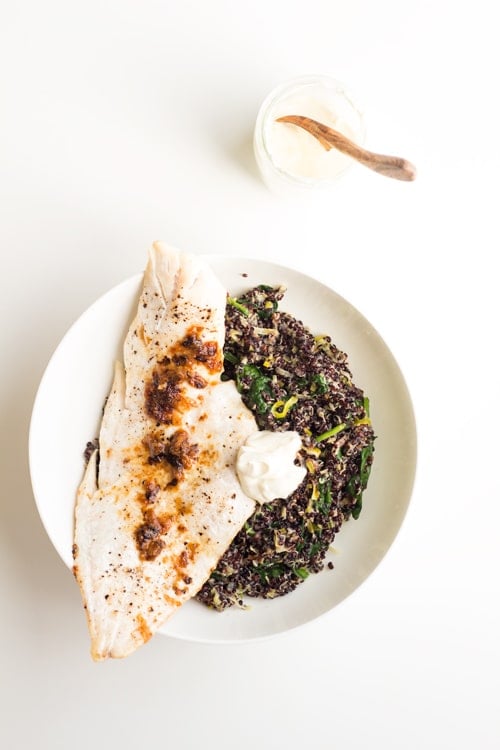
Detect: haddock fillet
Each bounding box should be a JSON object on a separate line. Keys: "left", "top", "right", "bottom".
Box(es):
{"left": 73, "top": 243, "right": 257, "bottom": 660}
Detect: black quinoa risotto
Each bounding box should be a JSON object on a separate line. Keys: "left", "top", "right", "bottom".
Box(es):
{"left": 197, "top": 284, "right": 375, "bottom": 611}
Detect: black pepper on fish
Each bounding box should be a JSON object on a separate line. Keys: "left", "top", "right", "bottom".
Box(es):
{"left": 197, "top": 284, "right": 375, "bottom": 611}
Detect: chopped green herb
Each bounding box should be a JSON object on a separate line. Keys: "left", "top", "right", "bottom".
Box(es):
{"left": 345, "top": 443, "right": 374, "bottom": 520}
{"left": 310, "top": 373, "right": 329, "bottom": 395}
{"left": 315, "top": 423, "right": 347, "bottom": 442}
{"left": 351, "top": 497, "right": 363, "bottom": 520}
{"left": 316, "top": 479, "right": 333, "bottom": 515}
{"left": 360, "top": 444, "right": 374, "bottom": 488}
{"left": 227, "top": 296, "right": 249, "bottom": 316}
{"left": 235, "top": 364, "right": 272, "bottom": 414}
{"left": 363, "top": 396, "right": 371, "bottom": 417}
{"left": 294, "top": 567, "right": 310, "bottom": 580}
{"left": 223, "top": 350, "right": 238, "bottom": 364}
{"left": 255, "top": 562, "right": 286, "bottom": 582}
{"left": 209, "top": 571, "right": 225, "bottom": 582}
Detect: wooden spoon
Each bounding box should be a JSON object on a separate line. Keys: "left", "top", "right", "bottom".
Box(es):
{"left": 275, "top": 115, "right": 416, "bottom": 182}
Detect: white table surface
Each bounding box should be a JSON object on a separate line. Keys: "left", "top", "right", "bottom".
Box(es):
{"left": 1, "top": 1, "right": 499, "bottom": 748}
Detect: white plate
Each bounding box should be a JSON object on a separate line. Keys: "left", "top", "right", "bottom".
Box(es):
{"left": 29, "top": 256, "right": 417, "bottom": 644}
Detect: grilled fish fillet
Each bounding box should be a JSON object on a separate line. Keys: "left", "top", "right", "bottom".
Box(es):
{"left": 73, "top": 243, "right": 257, "bottom": 660}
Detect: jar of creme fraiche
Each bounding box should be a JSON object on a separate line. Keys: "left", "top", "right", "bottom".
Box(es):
{"left": 253, "top": 75, "right": 365, "bottom": 195}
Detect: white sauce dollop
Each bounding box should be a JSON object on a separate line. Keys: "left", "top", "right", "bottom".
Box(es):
{"left": 236, "top": 431, "right": 306, "bottom": 504}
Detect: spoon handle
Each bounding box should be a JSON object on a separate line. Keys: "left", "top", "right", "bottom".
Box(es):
{"left": 276, "top": 115, "right": 416, "bottom": 182}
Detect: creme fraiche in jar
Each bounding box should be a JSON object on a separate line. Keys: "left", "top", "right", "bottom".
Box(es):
{"left": 253, "top": 75, "right": 365, "bottom": 195}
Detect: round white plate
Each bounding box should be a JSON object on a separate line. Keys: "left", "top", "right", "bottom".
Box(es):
{"left": 29, "top": 256, "right": 417, "bottom": 644}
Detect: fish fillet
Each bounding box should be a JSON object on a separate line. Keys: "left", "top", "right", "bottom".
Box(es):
{"left": 73, "top": 243, "right": 257, "bottom": 660}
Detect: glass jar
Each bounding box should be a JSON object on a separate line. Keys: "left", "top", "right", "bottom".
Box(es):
{"left": 253, "top": 75, "right": 365, "bottom": 195}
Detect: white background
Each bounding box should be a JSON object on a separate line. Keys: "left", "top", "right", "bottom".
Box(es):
{"left": 1, "top": 1, "right": 499, "bottom": 748}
